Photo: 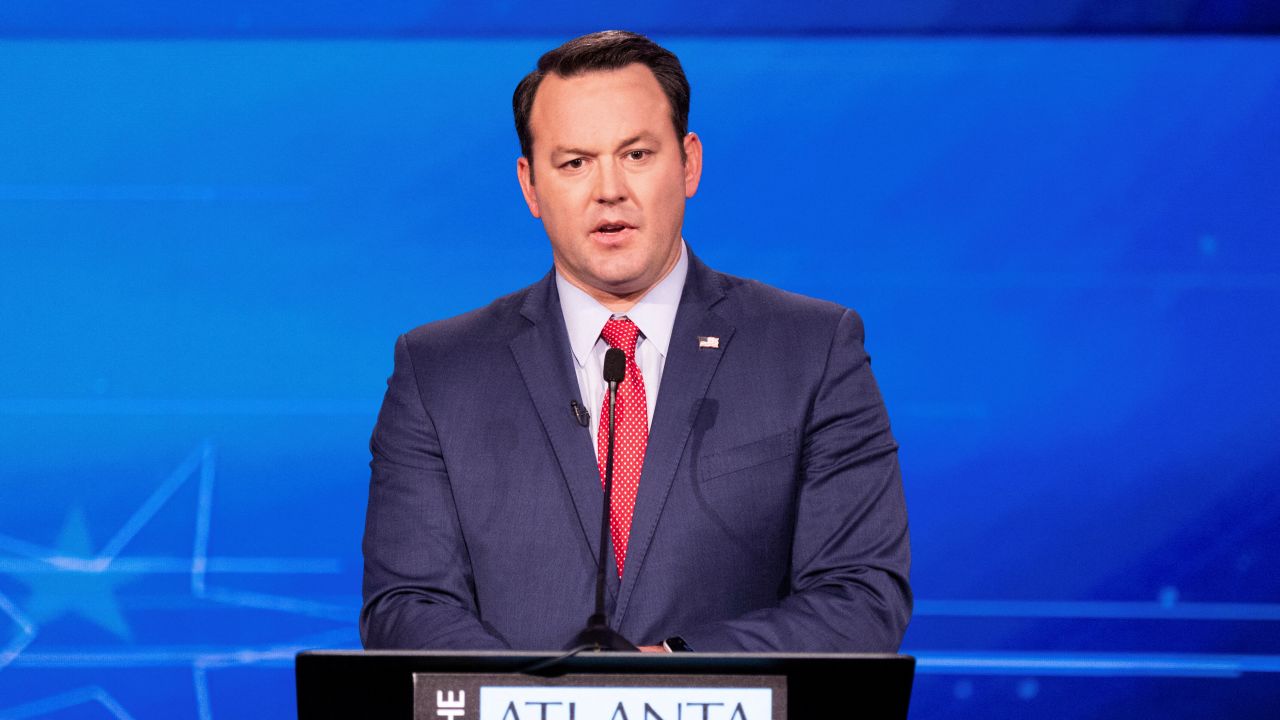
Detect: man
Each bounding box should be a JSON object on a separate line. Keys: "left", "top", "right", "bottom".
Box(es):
{"left": 361, "top": 31, "right": 911, "bottom": 652}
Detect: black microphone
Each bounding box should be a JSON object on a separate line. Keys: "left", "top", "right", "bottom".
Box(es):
{"left": 567, "top": 347, "right": 637, "bottom": 651}
{"left": 603, "top": 347, "right": 626, "bottom": 385}
{"left": 570, "top": 400, "right": 590, "bottom": 428}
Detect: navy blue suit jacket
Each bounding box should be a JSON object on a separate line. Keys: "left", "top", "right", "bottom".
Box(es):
{"left": 361, "top": 254, "right": 911, "bottom": 651}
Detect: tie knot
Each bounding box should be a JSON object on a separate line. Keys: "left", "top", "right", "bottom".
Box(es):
{"left": 601, "top": 317, "right": 641, "bottom": 358}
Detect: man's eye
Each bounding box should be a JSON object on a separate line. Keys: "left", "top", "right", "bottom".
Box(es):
{"left": 564, "top": 158, "right": 585, "bottom": 169}
{"left": 627, "top": 150, "right": 648, "bottom": 160}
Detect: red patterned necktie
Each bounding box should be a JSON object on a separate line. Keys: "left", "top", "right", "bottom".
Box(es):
{"left": 597, "top": 317, "right": 649, "bottom": 576}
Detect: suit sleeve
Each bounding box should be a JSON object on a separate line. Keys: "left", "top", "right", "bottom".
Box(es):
{"left": 679, "top": 309, "right": 912, "bottom": 652}
{"left": 360, "top": 334, "right": 510, "bottom": 650}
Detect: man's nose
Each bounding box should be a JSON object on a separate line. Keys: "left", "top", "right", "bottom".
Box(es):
{"left": 594, "top": 159, "right": 628, "bottom": 204}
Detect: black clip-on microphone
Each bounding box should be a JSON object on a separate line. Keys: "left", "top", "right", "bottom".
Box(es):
{"left": 567, "top": 347, "right": 639, "bottom": 652}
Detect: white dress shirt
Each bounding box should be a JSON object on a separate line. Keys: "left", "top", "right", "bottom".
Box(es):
{"left": 555, "top": 241, "right": 689, "bottom": 459}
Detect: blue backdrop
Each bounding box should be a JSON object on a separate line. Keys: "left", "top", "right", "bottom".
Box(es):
{"left": 1, "top": 9, "right": 1279, "bottom": 720}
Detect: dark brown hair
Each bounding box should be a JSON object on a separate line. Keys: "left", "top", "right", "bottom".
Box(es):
{"left": 513, "top": 30, "right": 691, "bottom": 174}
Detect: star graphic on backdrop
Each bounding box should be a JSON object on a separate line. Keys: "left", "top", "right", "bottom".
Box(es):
{"left": 11, "top": 507, "right": 137, "bottom": 641}
{"left": 0, "top": 441, "right": 355, "bottom": 720}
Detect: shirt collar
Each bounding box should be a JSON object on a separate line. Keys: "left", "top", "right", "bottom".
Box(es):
{"left": 556, "top": 240, "right": 689, "bottom": 367}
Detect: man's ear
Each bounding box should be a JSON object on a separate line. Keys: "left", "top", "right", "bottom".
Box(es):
{"left": 516, "top": 156, "right": 541, "bottom": 218}
{"left": 682, "top": 132, "right": 703, "bottom": 199}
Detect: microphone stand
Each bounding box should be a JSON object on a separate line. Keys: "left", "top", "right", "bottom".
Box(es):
{"left": 568, "top": 348, "right": 638, "bottom": 652}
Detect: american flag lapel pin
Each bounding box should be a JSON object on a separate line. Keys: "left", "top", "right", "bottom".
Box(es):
{"left": 697, "top": 336, "right": 720, "bottom": 349}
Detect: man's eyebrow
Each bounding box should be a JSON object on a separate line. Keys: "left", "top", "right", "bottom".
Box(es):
{"left": 615, "top": 133, "right": 658, "bottom": 150}
{"left": 551, "top": 145, "right": 595, "bottom": 157}
{"left": 550, "top": 134, "right": 660, "bottom": 157}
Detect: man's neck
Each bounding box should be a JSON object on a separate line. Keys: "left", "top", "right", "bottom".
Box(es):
{"left": 557, "top": 243, "right": 684, "bottom": 314}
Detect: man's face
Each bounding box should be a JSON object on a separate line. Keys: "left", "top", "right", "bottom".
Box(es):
{"left": 517, "top": 63, "right": 702, "bottom": 308}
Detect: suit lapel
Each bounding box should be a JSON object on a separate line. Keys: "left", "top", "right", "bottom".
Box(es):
{"left": 615, "top": 255, "right": 735, "bottom": 624}
{"left": 508, "top": 273, "right": 621, "bottom": 604}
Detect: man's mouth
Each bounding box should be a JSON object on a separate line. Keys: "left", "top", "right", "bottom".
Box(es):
{"left": 593, "top": 221, "right": 634, "bottom": 235}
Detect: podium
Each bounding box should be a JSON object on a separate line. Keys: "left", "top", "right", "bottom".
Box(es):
{"left": 296, "top": 650, "right": 914, "bottom": 719}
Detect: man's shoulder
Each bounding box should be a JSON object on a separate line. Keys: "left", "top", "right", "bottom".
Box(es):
{"left": 708, "top": 265, "right": 861, "bottom": 338}
{"left": 399, "top": 276, "right": 545, "bottom": 356}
